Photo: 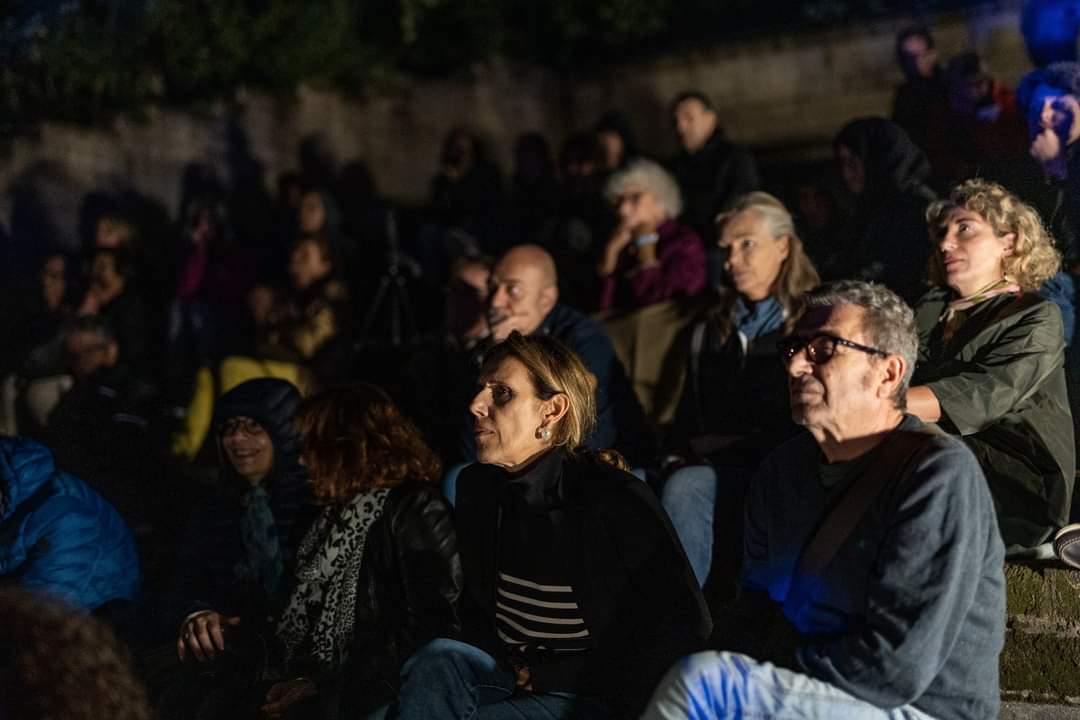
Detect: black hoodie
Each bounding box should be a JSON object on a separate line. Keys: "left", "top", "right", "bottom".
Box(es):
{"left": 835, "top": 118, "right": 938, "bottom": 305}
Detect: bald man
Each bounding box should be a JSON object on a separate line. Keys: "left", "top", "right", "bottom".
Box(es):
{"left": 478, "top": 244, "right": 652, "bottom": 460}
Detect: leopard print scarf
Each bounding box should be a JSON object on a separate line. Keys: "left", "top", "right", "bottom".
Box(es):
{"left": 276, "top": 487, "right": 391, "bottom": 672}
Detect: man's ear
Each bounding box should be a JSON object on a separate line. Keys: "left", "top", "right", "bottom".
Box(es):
{"left": 104, "top": 341, "right": 120, "bottom": 367}
{"left": 877, "top": 355, "right": 906, "bottom": 401}
{"left": 538, "top": 285, "right": 558, "bottom": 316}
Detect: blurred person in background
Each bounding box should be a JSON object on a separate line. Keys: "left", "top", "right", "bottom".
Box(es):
{"left": 594, "top": 109, "right": 639, "bottom": 173}
{"left": 0, "top": 586, "right": 150, "bottom": 720}
{"left": 668, "top": 91, "right": 761, "bottom": 244}
{"left": 597, "top": 159, "right": 706, "bottom": 313}
{"left": 891, "top": 25, "right": 949, "bottom": 155}
{"left": 0, "top": 436, "right": 140, "bottom": 614}
{"left": 834, "top": 117, "right": 938, "bottom": 305}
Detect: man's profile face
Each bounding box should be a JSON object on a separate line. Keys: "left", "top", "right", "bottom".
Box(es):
{"left": 899, "top": 35, "right": 937, "bottom": 79}
{"left": 785, "top": 304, "right": 880, "bottom": 434}
{"left": 673, "top": 98, "right": 718, "bottom": 154}
{"left": 486, "top": 255, "right": 555, "bottom": 342}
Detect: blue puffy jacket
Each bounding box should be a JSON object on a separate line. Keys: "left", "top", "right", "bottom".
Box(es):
{"left": 0, "top": 436, "right": 140, "bottom": 610}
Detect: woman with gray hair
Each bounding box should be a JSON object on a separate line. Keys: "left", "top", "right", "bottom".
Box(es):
{"left": 596, "top": 158, "right": 706, "bottom": 312}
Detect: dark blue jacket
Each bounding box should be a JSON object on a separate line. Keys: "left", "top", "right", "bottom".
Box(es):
{"left": 0, "top": 436, "right": 140, "bottom": 610}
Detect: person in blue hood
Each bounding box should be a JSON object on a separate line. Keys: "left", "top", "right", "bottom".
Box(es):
{"left": 0, "top": 435, "right": 140, "bottom": 610}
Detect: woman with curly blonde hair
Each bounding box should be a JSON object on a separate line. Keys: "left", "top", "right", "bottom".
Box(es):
{"left": 263, "top": 384, "right": 461, "bottom": 719}
{"left": 907, "top": 179, "right": 1074, "bottom": 553}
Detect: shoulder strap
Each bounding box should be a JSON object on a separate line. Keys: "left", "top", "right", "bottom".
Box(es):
{"left": 783, "top": 429, "right": 938, "bottom": 620}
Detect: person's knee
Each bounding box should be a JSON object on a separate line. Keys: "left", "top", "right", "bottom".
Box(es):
{"left": 403, "top": 638, "right": 488, "bottom": 681}
{"left": 662, "top": 465, "right": 716, "bottom": 511}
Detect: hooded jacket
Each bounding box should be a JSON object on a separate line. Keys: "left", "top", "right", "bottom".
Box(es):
{"left": 170, "top": 378, "right": 313, "bottom": 626}
{"left": 0, "top": 436, "right": 140, "bottom": 610}
{"left": 835, "top": 118, "right": 938, "bottom": 305}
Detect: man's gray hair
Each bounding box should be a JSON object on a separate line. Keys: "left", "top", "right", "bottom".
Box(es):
{"left": 604, "top": 158, "right": 683, "bottom": 219}
{"left": 802, "top": 280, "right": 918, "bottom": 408}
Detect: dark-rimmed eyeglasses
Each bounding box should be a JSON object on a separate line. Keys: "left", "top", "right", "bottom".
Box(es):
{"left": 777, "top": 332, "right": 889, "bottom": 365}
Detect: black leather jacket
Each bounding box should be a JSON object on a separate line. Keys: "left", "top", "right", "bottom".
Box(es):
{"left": 322, "top": 482, "right": 462, "bottom": 718}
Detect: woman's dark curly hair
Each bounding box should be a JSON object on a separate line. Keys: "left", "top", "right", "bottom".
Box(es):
{"left": 296, "top": 384, "right": 441, "bottom": 504}
{"left": 0, "top": 588, "right": 150, "bottom": 720}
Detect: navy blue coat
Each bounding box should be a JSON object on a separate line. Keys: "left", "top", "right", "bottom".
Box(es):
{"left": 0, "top": 436, "right": 140, "bottom": 609}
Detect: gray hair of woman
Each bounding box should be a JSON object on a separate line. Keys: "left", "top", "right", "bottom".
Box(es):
{"left": 603, "top": 158, "right": 683, "bottom": 219}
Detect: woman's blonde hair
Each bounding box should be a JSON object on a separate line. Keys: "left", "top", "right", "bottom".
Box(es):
{"left": 926, "top": 179, "right": 1061, "bottom": 291}
{"left": 604, "top": 158, "right": 683, "bottom": 219}
{"left": 715, "top": 192, "right": 821, "bottom": 318}
{"left": 296, "top": 384, "right": 441, "bottom": 504}
{"left": 480, "top": 332, "right": 597, "bottom": 452}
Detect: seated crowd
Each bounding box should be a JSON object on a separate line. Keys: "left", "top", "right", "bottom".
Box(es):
{"left": 4, "top": 37, "right": 1080, "bottom": 720}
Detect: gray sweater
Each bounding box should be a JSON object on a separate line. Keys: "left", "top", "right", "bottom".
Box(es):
{"left": 744, "top": 416, "right": 1006, "bottom": 720}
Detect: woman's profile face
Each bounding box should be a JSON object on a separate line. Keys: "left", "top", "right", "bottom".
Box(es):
{"left": 719, "top": 209, "right": 790, "bottom": 302}
{"left": 221, "top": 416, "right": 275, "bottom": 486}
{"left": 470, "top": 357, "right": 551, "bottom": 471}
{"left": 614, "top": 187, "right": 666, "bottom": 231}
{"left": 837, "top": 144, "right": 866, "bottom": 196}
{"left": 935, "top": 206, "right": 1014, "bottom": 297}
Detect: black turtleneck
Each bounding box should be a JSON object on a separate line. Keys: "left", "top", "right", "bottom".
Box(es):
{"left": 495, "top": 449, "right": 593, "bottom": 661}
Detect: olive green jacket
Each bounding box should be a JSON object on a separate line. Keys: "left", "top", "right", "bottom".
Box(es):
{"left": 913, "top": 288, "right": 1075, "bottom": 549}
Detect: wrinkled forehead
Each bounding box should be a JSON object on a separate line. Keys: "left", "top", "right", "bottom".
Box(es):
{"left": 794, "top": 304, "right": 866, "bottom": 340}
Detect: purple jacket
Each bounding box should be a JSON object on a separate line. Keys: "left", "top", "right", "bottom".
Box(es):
{"left": 598, "top": 219, "right": 707, "bottom": 312}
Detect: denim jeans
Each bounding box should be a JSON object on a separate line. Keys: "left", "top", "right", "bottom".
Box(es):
{"left": 642, "top": 651, "right": 937, "bottom": 720}
{"left": 390, "top": 638, "right": 610, "bottom": 720}
{"left": 661, "top": 465, "right": 718, "bottom": 587}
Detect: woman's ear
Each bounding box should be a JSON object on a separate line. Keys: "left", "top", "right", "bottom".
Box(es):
{"left": 1001, "top": 232, "right": 1016, "bottom": 257}
{"left": 542, "top": 393, "right": 571, "bottom": 429}
{"left": 777, "top": 234, "right": 791, "bottom": 261}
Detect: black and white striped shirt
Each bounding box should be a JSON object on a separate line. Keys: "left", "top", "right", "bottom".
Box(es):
{"left": 495, "top": 572, "right": 590, "bottom": 654}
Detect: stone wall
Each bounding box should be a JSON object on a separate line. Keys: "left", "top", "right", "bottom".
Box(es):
{"left": 0, "top": 1, "right": 1032, "bottom": 247}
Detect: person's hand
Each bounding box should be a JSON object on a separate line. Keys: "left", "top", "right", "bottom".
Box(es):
{"left": 262, "top": 678, "right": 317, "bottom": 719}
{"left": 598, "top": 224, "right": 635, "bottom": 277}
{"left": 77, "top": 289, "right": 101, "bottom": 317}
{"left": 176, "top": 611, "right": 241, "bottom": 663}
{"left": 1031, "top": 127, "right": 1065, "bottom": 173}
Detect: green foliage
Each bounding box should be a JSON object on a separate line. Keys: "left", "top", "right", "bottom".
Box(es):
{"left": 1, "top": 0, "right": 996, "bottom": 128}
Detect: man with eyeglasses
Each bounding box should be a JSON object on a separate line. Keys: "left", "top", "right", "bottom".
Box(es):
{"left": 644, "top": 281, "right": 1005, "bottom": 720}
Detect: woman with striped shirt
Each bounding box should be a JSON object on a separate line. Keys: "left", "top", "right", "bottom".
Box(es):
{"left": 386, "top": 332, "right": 711, "bottom": 719}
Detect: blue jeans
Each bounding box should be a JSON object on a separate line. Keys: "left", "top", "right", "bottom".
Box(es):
{"left": 390, "top": 638, "right": 610, "bottom": 720}
{"left": 661, "top": 465, "right": 717, "bottom": 587}
{"left": 642, "top": 651, "right": 937, "bottom": 720}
